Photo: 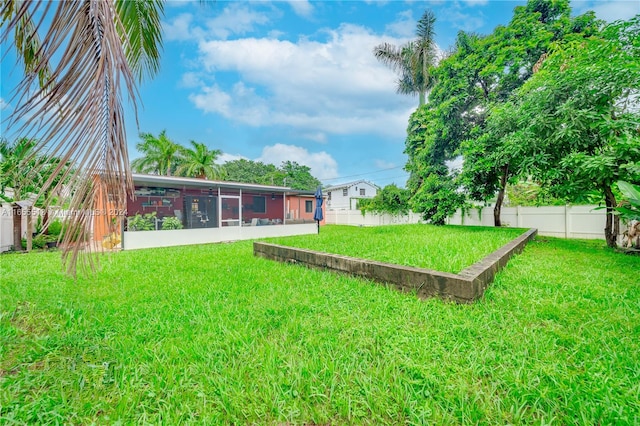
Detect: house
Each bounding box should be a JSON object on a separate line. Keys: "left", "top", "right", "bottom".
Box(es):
{"left": 115, "top": 173, "right": 320, "bottom": 250}
{"left": 324, "top": 180, "right": 379, "bottom": 210}
{"left": 286, "top": 191, "right": 326, "bottom": 224}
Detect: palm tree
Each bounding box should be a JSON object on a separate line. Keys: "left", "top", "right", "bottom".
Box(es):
{"left": 131, "top": 131, "right": 182, "bottom": 176}
{"left": 374, "top": 9, "right": 438, "bottom": 106}
{"left": 1, "top": 1, "right": 164, "bottom": 273}
{"left": 176, "top": 141, "right": 225, "bottom": 180}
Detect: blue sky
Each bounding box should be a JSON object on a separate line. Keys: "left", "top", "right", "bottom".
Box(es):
{"left": 1, "top": 0, "right": 638, "bottom": 188}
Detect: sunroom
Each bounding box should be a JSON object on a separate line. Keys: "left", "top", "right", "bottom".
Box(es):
{"left": 118, "top": 174, "right": 319, "bottom": 250}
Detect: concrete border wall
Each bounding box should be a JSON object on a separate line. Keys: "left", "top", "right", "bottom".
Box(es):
{"left": 123, "top": 223, "right": 317, "bottom": 250}
{"left": 254, "top": 228, "right": 537, "bottom": 303}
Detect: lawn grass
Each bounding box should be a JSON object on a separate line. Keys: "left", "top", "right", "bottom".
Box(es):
{"left": 1, "top": 226, "right": 639, "bottom": 424}
{"left": 267, "top": 224, "right": 525, "bottom": 273}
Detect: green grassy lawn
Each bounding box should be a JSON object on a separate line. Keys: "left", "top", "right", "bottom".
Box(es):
{"left": 1, "top": 225, "right": 639, "bottom": 424}
{"left": 268, "top": 224, "right": 525, "bottom": 273}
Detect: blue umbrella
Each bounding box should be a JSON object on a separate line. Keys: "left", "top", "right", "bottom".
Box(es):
{"left": 313, "top": 186, "right": 323, "bottom": 234}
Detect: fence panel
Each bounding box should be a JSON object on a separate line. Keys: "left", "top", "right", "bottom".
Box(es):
{"left": 327, "top": 205, "right": 610, "bottom": 240}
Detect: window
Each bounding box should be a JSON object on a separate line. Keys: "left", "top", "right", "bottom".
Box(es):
{"left": 328, "top": 192, "right": 331, "bottom": 200}
{"left": 360, "top": 188, "right": 365, "bottom": 196}
{"left": 342, "top": 188, "right": 348, "bottom": 196}
{"left": 305, "top": 200, "right": 313, "bottom": 213}
{"left": 252, "top": 196, "right": 266, "bottom": 213}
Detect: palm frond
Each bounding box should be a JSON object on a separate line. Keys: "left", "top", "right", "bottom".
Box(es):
{"left": 373, "top": 42, "right": 404, "bottom": 72}
{"left": 2, "top": 0, "right": 139, "bottom": 275}
{"left": 115, "top": 0, "right": 164, "bottom": 82}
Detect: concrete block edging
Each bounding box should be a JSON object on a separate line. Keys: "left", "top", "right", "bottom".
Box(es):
{"left": 253, "top": 228, "right": 538, "bottom": 303}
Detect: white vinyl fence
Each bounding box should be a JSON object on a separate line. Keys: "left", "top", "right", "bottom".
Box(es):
{"left": 0, "top": 203, "right": 13, "bottom": 252}
{"left": 325, "top": 210, "right": 424, "bottom": 227}
{"left": 326, "top": 205, "right": 615, "bottom": 241}
{"left": 447, "top": 205, "right": 608, "bottom": 239}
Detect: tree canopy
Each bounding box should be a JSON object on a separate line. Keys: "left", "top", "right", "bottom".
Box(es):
{"left": 221, "top": 159, "right": 321, "bottom": 191}
{"left": 403, "top": 0, "right": 607, "bottom": 227}
{"left": 501, "top": 16, "right": 640, "bottom": 246}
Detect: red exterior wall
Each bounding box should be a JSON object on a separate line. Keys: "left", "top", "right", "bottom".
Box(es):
{"left": 286, "top": 195, "right": 325, "bottom": 224}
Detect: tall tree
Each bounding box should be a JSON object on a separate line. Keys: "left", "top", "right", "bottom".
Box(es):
{"left": 279, "top": 161, "right": 321, "bottom": 191}
{"left": 374, "top": 9, "right": 438, "bottom": 106}
{"left": 175, "top": 141, "right": 225, "bottom": 180}
{"left": 404, "top": 0, "right": 600, "bottom": 225}
{"left": 506, "top": 16, "right": 640, "bottom": 247}
{"left": 222, "top": 159, "right": 279, "bottom": 185}
{"left": 1, "top": 0, "right": 164, "bottom": 274}
{"left": 131, "top": 130, "right": 182, "bottom": 176}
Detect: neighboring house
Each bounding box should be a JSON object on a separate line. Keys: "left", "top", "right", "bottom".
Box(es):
{"left": 325, "top": 180, "right": 379, "bottom": 210}
{"left": 286, "top": 192, "right": 326, "bottom": 224}
{"left": 110, "top": 173, "right": 320, "bottom": 250}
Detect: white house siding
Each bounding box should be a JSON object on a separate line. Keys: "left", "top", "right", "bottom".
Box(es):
{"left": 326, "top": 181, "right": 378, "bottom": 210}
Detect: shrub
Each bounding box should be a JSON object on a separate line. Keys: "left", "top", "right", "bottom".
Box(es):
{"left": 21, "top": 234, "right": 47, "bottom": 250}
{"left": 47, "top": 219, "right": 63, "bottom": 237}
{"left": 128, "top": 212, "right": 157, "bottom": 231}
{"left": 161, "top": 216, "right": 183, "bottom": 230}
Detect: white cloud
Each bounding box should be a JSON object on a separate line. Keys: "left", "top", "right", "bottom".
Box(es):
{"left": 204, "top": 4, "right": 271, "bottom": 39}
{"left": 257, "top": 143, "right": 339, "bottom": 180}
{"left": 301, "top": 132, "right": 328, "bottom": 144}
{"left": 164, "top": 13, "right": 202, "bottom": 41}
{"left": 439, "top": 7, "right": 485, "bottom": 32}
{"left": 190, "top": 23, "right": 418, "bottom": 138}
{"left": 179, "top": 72, "right": 203, "bottom": 88}
{"left": 163, "top": 4, "right": 271, "bottom": 42}
{"left": 0, "top": 97, "right": 8, "bottom": 111}
{"left": 463, "top": 0, "right": 489, "bottom": 6}
{"left": 218, "top": 152, "right": 247, "bottom": 164}
{"left": 286, "top": 0, "right": 314, "bottom": 18}
{"left": 385, "top": 10, "right": 416, "bottom": 38}
{"left": 374, "top": 159, "right": 397, "bottom": 169}
{"left": 573, "top": 0, "right": 640, "bottom": 22}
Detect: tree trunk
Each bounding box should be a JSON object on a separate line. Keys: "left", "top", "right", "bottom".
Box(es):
{"left": 419, "top": 91, "right": 425, "bottom": 107}
{"left": 493, "top": 165, "right": 509, "bottom": 227}
{"left": 603, "top": 185, "right": 619, "bottom": 248}
{"left": 12, "top": 204, "right": 22, "bottom": 251}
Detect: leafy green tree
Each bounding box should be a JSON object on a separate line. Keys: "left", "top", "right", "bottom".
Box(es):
{"left": 374, "top": 9, "right": 438, "bottom": 106}
{"left": 279, "top": 161, "right": 321, "bottom": 191}
{"left": 359, "top": 184, "right": 411, "bottom": 216}
{"left": 175, "top": 141, "right": 225, "bottom": 180}
{"left": 131, "top": 130, "right": 182, "bottom": 176}
{"left": 222, "top": 159, "right": 279, "bottom": 185}
{"left": 507, "top": 17, "right": 640, "bottom": 247}
{"left": 220, "top": 159, "right": 321, "bottom": 190}
{"left": 2, "top": 0, "right": 164, "bottom": 273}
{"left": 405, "top": 0, "right": 600, "bottom": 225}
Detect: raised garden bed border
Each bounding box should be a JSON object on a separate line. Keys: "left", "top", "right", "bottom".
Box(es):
{"left": 253, "top": 228, "right": 538, "bottom": 303}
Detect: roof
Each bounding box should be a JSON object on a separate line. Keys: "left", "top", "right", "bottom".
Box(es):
{"left": 132, "top": 173, "right": 291, "bottom": 193}
{"left": 324, "top": 179, "right": 379, "bottom": 191}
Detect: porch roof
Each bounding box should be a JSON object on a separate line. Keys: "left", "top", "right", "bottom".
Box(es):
{"left": 132, "top": 173, "right": 292, "bottom": 193}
